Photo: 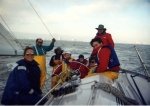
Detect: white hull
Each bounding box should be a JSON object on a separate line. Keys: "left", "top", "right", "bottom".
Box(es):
{"left": 41, "top": 70, "right": 150, "bottom": 105}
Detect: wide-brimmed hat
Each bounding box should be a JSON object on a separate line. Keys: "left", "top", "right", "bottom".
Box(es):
{"left": 55, "top": 47, "right": 62, "bottom": 51}
{"left": 54, "top": 47, "right": 63, "bottom": 53}
{"left": 95, "top": 24, "right": 106, "bottom": 30}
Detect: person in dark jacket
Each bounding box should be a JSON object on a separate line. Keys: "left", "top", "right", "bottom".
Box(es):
{"left": 49, "top": 47, "right": 64, "bottom": 67}
{"left": 49, "top": 47, "right": 64, "bottom": 88}
{"left": 1, "top": 47, "right": 47, "bottom": 105}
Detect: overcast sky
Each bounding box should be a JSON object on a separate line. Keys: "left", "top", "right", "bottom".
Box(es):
{"left": 0, "top": 0, "right": 150, "bottom": 44}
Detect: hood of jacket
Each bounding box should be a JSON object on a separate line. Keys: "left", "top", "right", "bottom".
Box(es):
{"left": 16, "top": 59, "right": 38, "bottom": 66}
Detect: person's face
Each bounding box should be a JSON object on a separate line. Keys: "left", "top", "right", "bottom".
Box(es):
{"left": 36, "top": 39, "right": 43, "bottom": 46}
{"left": 79, "top": 58, "right": 84, "bottom": 63}
{"left": 24, "top": 49, "right": 34, "bottom": 61}
{"left": 89, "top": 60, "right": 96, "bottom": 66}
{"left": 56, "top": 50, "right": 61, "bottom": 54}
{"left": 97, "top": 29, "right": 104, "bottom": 34}
{"left": 64, "top": 53, "right": 71, "bottom": 59}
{"left": 92, "top": 41, "right": 102, "bottom": 49}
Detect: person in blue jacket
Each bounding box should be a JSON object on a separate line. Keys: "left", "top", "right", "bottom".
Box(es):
{"left": 1, "top": 47, "right": 47, "bottom": 105}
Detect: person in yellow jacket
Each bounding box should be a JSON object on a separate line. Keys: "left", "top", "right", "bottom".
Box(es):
{"left": 32, "top": 38, "right": 56, "bottom": 88}
{"left": 49, "top": 47, "right": 64, "bottom": 88}
{"left": 51, "top": 51, "right": 75, "bottom": 88}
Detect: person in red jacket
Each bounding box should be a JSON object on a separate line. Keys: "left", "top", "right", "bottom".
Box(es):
{"left": 76, "top": 54, "right": 88, "bottom": 65}
{"left": 95, "top": 24, "right": 114, "bottom": 48}
{"left": 90, "top": 38, "right": 120, "bottom": 80}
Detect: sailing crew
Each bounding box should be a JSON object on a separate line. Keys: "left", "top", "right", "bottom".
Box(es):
{"left": 75, "top": 54, "right": 89, "bottom": 78}
{"left": 49, "top": 47, "right": 64, "bottom": 88}
{"left": 76, "top": 54, "right": 88, "bottom": 65}
{"left": 86, "top": 56, "right": 97, "bottom": 77}
{"left": 1, "top": 47, "right": 47, "bottom": 105}
{"left": 32, "top": 38, "right": 56, "bottom": 88}
{"left": 51, "top": 51, "right": 75, "bottom": 85}
{"left": 90, "top": 38, "right": 120, "bottom": 80}
{"left": 95, "top": 24, "right": 114, "bottom": 48}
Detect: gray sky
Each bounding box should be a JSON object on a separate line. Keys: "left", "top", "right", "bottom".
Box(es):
{"left": 0, "top": 0, "right": 150, "bottom": 44}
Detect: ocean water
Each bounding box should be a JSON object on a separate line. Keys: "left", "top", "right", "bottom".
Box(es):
{"left": 0, "top": 39, "right": 150, "bottom": 102}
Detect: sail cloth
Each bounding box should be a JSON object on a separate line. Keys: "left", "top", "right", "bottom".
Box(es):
{"left": 0, "top": 23, "right": 23, "bottom": 56}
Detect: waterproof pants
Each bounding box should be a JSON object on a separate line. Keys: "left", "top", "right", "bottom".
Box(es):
{"left": 86, "top": 71, "right": 118, "bottom": 80}
{"left": 34, "top": 55, "right": 46, "bottom": 88}
{"left": 51, "top": 65, "right": 59, "bottom": 88}
{"left": 101, "top": 71, "right": 118, "bottom": 80}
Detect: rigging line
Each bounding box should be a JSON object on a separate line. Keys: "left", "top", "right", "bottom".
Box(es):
{"left": 27, "top": 0, "right": 53, "bottom": 38}
{"left": 0, "top": 14, "right": 23, "bottom": 48}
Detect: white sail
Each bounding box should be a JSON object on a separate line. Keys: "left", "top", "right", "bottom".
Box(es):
{"left": 0, "top": 23, "right": 23, "bottom": 56}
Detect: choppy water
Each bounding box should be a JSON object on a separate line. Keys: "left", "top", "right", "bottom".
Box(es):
{"left": 0, "top": 39, "right": 150, "bottom": 102}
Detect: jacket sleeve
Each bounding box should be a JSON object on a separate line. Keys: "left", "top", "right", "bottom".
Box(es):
{"left": 96, "top": 48, "right": 111, "bottom": 73}
{"left": 107, "top": 34, "right": 114, "bottom": 48}
{"left": 43, "top": 42, "right": 54, "bottom": 52}
{"left": 14, "top": 66, "right": 33, "bottom": 94}
{"left": 49, "top": 56, "right": 55, "bottom": 66}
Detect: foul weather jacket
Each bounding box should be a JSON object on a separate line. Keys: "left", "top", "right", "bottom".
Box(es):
{"left": 32, "top": 42, "right": 54, "bottom": 56}
{"left": 95, "top": 32, "right": 114, "bottom": 48}
{"left": 91, "top": 45, "right": 120, "bottom": 73}
{"left": 1, "top": 59, "right": 43, "bottom": 105}
{"left": 49, "top": 54, "right": 64, "bottom": 67}
{"left": 49, "top": 54, "right": 64, "bottom": 88}
{"left": 76, "top": 59, "right": 88, "bottom": 65}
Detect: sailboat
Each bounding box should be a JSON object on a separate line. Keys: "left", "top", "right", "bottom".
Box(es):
{"left": 36, "top": 49, "right": 150, "bottom": 105}
{"left": 39, "top": 67, "right": 150, "bottom": 105}
{"left": 1, "top": 17, "right": 150, "bottom": 106}
{"left": 0, "top": 1, "right": 149, "bottom": 105}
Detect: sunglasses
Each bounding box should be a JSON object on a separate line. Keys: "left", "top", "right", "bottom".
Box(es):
{"left": 38, "top": 42, "right": 43, "bottom": 44}
{"left": 25, "top": 53, "right": 34, "bottom": 56}
{"left": 90, "top": 61, "right": 95, "bottom": 63}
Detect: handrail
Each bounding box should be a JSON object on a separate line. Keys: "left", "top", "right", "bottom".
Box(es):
{"left": 35, "top": 82, "right": 61, "bottom": 105}
{"left": 130, "top": 74, "right": 146, "bottom": 105}
{"left": 134, "top": 46, "right": 150, "bottom": 81}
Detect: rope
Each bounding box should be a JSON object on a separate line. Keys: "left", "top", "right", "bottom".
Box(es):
{"left": 87, "top": 84, "right": 97, "bottom": 105}
{"left": 27, "top": 0, "right": 53, "bottom": 38}
{"left": 94, "top": 82, "right": 139, "bottom": 105}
